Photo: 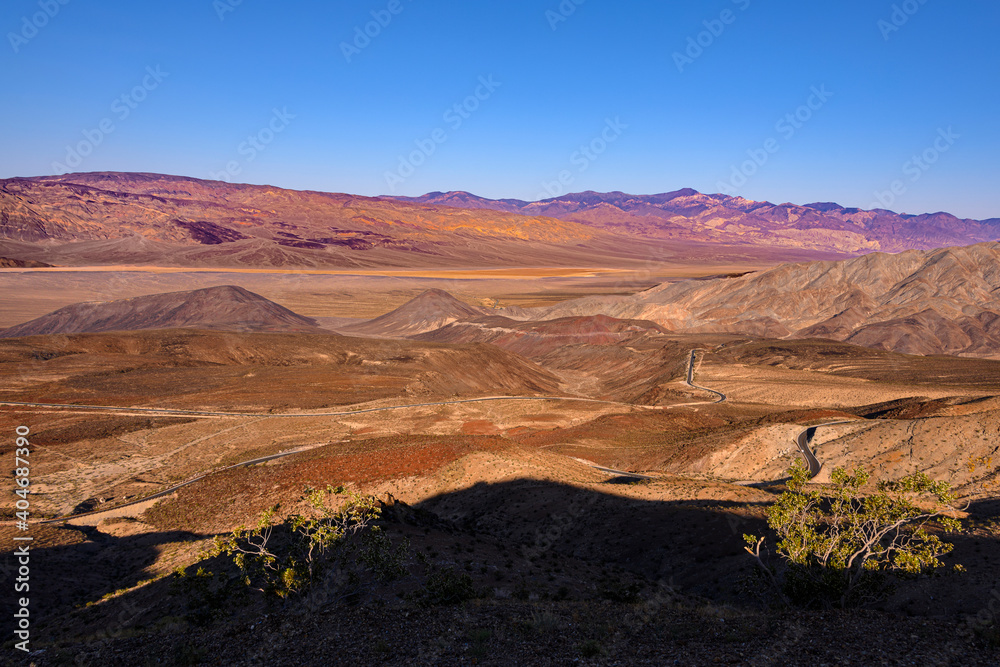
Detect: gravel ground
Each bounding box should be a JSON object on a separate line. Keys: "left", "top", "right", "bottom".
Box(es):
{"left": 13, "top": 599, "right": 999, "bottom": 667}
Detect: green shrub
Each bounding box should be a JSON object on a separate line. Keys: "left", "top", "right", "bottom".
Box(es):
{"left": 419, "top": 567, "right": 477, "bottom": 606}
{"left": 745, "top": 460, "right": 962, "bottom": 608}
{"left": 211, "top": 486, "right": 408, "bottom": 600}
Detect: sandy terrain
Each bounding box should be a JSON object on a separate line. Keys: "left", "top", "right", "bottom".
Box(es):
{"left": 697, "top": 362, "right": 983, "bottom": 408}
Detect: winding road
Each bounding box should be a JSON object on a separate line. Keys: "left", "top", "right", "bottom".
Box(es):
{"left": 794, "top": 420, "right": 857, "bottom": 478}
{"left": 683, "top": 349, "right": 726, "bottom": 404}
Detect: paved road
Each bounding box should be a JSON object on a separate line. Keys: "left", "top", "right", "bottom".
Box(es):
{"left": 794, "top": 420, "right": 857, "bottom": 478}
{"left": 591, "top": 465, "right": 656, "bottom": 480}
{"left": 39, "top": 448, "right": 312, "bottom": 524}
{"left": 683, "top": 349, "right": 726, "bottom": 403}
{"left": 0, "top": 394, "right": 654, "bottom": 420}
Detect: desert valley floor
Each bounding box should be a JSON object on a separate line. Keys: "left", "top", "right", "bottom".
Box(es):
{"left": 1, "top": 261, "right": 999, "bottom": 665}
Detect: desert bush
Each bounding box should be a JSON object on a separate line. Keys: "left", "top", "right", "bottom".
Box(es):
{"left": 211, "top": 486, "right": 408, "bottom": 600}
{"left": 169, "top": 566, "right": 232, "bottom": 624}
{"left": 417, "top": 566, "right": 477, "bottom": 606}
{"left": 745, "top": 460, "right": 962, "bottom": 608}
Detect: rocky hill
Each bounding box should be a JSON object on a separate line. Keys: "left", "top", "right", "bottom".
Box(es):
{"left": 338, "top": 289, "right": 490, "bottom": 338}
{"left": 0, "top": 285, "right": 324, "bottom": 337}
{"left": 511, "top": 242, "right": 1000, "bottom": 357}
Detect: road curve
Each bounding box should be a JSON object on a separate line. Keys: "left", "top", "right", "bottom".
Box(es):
{"left": 683, "top": 349, "right": 726, "bottom": 403}
{"left": 590, "top": 465, "right": 656, "bottom": 480}
{"left": 794, "top": 420, "right": 857, "bottom": 478}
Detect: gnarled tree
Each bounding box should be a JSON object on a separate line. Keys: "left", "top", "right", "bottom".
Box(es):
{"left": 211, "top": 485, "right": 408, "bottom": 600}
{"left": 745, "top": 460, "right": 963, "bottom": 608}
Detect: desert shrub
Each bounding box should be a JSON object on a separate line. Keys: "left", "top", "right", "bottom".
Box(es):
{"left": 169, "top": 566, "right": 231, "bottom": 624}
{"left": 418, "top": 566, "right": 477, "bottom": 606}
{"left": 211, "top": 486, "right": 408, "bottom": 600}
{"left": 745, "top": 460, "right": 962, "bottom": 608}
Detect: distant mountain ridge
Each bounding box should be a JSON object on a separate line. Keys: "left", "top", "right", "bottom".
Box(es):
{"left": 2, "top": 172, "right": 819, "bottom": 270}
{"left": 388, "top": 188, "right": 1000, "bottom": 253}
{"left": 2, "top": 172, "right": 996, "bottom": 270}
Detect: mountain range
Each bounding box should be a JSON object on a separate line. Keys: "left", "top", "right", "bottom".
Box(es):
{"left": 7, "top": 242, "right": 1000, "bottom": 358}
{"left": 0, "top": 172, "right": 793, "bottom": 270}
{"left": 3, "top": 172, "right": 998, "bottom": 269}
{"left": 387, "top": 188, "right": 1000, "bottom": 254}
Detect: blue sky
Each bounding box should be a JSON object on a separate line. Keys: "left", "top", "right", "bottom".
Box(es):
{"left": 1, "top": 0, "right": 998, "bottom": 218}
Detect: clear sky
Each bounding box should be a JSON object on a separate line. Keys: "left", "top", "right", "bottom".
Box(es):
{"left": 2, "top": 0, "right": 998, "bottom": 218}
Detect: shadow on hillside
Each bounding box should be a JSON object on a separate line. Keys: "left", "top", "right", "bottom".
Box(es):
{"left": 411, "top": 478, "right": 771, "bottom": 602}
{"left": 1, "top": 525, "right": 206, "bottom": 643}
{"left": 10, "top": 477, "right": 1000, "bottom": 649}
{"left": 411, "top": 478, "right": 1000, "bottom": 617}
